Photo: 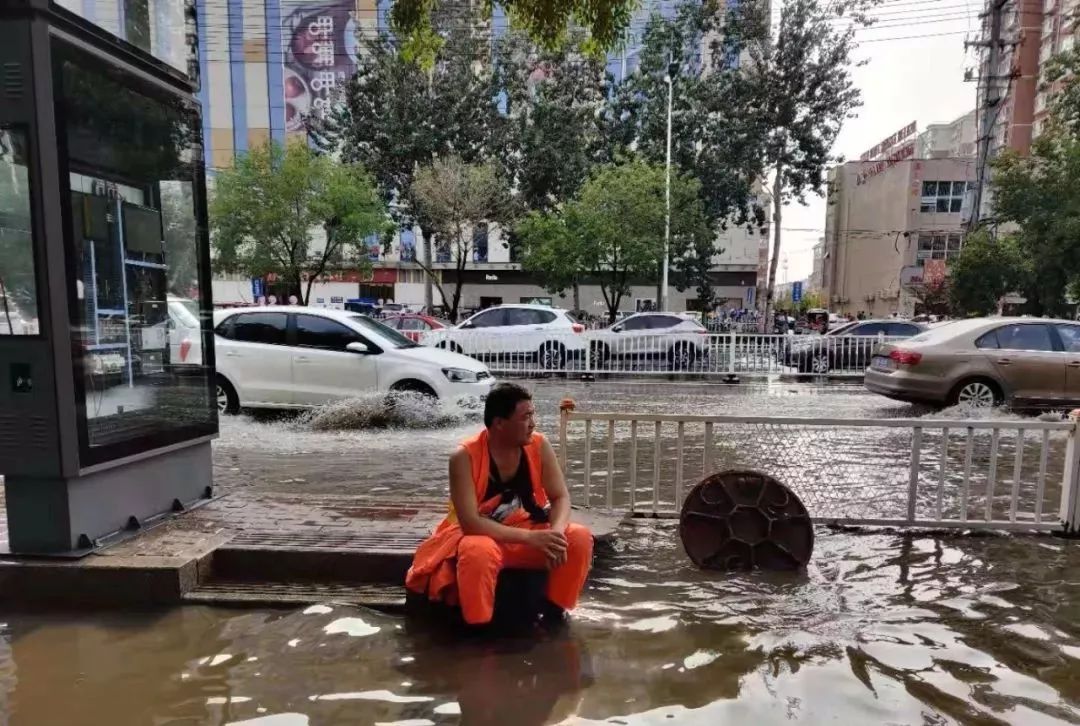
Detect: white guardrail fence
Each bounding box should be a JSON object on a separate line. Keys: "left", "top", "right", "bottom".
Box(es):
{"left": 424, "top": 329, "right": 896, "bottom": 377}
{"left": 556, "top": 403, "right": 1080, "bottom": 533}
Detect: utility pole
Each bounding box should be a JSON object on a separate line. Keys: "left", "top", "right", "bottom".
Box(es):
{"left": 968, "top": 0, "right": 1011, "bottom": 231}
{"left": 661, "top": 67, "right": 673, "bottom": 312}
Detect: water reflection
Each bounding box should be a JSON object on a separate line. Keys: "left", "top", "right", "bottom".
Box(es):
{"left": 2, "top": 523, "right": 1079, "bottom": 724}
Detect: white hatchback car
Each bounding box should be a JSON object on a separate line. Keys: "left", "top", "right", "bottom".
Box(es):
{"left": 213, "top": 306, "right": 495, "bottom": 414}
{"left": 586, "top": 312, "right": 710, "bottom": 369}
{"left": 420, "top": 304, "right": 587, "bottom": 369}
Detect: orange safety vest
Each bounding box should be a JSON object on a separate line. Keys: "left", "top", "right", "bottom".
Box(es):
{"left": 405, "top": 429, "right": 549, "bottom": 603}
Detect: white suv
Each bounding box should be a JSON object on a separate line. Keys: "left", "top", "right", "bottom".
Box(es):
{"left": 213, "top": 307, "right": 495, "bottom": 414}
{"left": 586, "top": 312, "right": 709, "bottom": 369}
{"left": 420, "top": 304, "right": 587, "bottom": 369}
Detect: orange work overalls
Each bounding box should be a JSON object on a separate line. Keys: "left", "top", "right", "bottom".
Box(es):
{"left": 405, "top": 429, "right": 593, "bottom": 625}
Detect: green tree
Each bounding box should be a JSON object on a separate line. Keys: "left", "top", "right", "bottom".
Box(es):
{"left": 210, "top": 140, "right": 387, "bottom": 305}
{"left": 1043, "top": 46, "right": 1080, "bottom": 137}
{"left": 316, "top": 10, "right": 510, "bottom": 310}
{"left": 389, "top": 0, "right": 635, "bottom": 66}
{"left": 911, "top": 277, "right": 952, "bottom": 318}
{"left": 948, "top": 230, "right": 1025, "bottom": 316}
{"left": 519, "top": 160, "right": 710, "bottom": 322}
{"left": 608, "top": 2, "right": 766, "bottom": 304}
{"left": 411, "top": 157, "right": 511, "bottom": 322}
{"left": 725, "top": 0, "right": 872, "bottom": 326}
{"left": 991, "top": 133, "right": 1080, "bottom": 316}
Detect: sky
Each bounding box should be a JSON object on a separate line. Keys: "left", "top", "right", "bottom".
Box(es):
{"left": 779, "top": 1, "right": 983, "bottom": 282}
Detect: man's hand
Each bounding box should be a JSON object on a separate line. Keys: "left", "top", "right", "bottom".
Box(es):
{"left": 528, "top": 529, "right": 567, "bottom": 567}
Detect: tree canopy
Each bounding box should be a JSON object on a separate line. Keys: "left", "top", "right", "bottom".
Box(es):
{"left": 209, "top": 140, "right": 387, "bottom": 305}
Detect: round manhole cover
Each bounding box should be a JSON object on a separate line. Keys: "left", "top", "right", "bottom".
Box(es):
{"left": 679, "top": 470, "right": 814, "bottom": 571}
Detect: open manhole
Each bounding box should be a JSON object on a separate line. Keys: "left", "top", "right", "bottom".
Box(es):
{"left": 679, "top": 470, "right": 813, "bottom": 571}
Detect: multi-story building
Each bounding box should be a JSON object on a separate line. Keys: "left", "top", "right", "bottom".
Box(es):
{"left": 917, "top": 110, "right": 978, "bottom": 159}
{"left": 198, "top": 0, "right": 766, "bottom": 314}
{"left": 971, "top": 0, "right": 1078, "bottom": 219}
{"left": 822, "top": 158, "right": 976, "bottom": 318}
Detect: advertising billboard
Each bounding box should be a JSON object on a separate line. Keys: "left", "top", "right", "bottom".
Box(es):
{"left": 280, "top": 1, "right": 364, "bottom": 136}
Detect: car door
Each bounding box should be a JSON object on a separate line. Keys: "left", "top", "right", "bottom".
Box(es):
{"left": 458, "top": 308, "right": 506, "bottom": 357}
{"left": 225, "top": 312, "right": 293, "bottom": 405}
{"left": 616, "top": 315, "right": 654, "bottom": 358}
{"left": 838, "top": 322, "right": 885, "bottom": 370}
{"left": 980, "top": 323, "right": 1065, "bottom": 406}
{"left": 501, "top": 308, "right": 546, "bottom": 355}
{"left": 291, "top": 313, "right": 379, "bottom": 405}
{"left": 1054, "top": 324, "right": 1080, "bottom": 404}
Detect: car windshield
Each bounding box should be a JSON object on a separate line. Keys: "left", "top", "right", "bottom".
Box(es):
{"left": 349, "top": 315, "right": 420, "bottom": 348}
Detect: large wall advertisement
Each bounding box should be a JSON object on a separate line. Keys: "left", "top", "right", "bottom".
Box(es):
{"left": 280, "top": 0, "right": 369, "bottom": 136}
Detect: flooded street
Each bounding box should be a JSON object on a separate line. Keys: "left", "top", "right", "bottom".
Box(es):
{"left": 4, "top": 380, "right": 1080, "bottom": 724}
{"left": 5, "top": 524, "right": 1080, "bottom": 724}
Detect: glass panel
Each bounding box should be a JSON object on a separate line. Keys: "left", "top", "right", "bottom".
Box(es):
{"left": 919, "top": 202, "right": 935, "bottom": 213}
{"left": 55, "top": 42, "right": 214, "bottom": 462}
{"left": 936, "top": 198, "right": 950, "bottom": 212}
{"left": 1057, "top": 325, "right": 1080, "bottom": 352}
{"left": 0, "top": 127, "right": 39, "bottom": 336}
{"left": 952, "top": 181, "right": 967, "bottom": 196}
{"left": 295, "top": 314, "right": 358, "bottom": 350}
{"left": 950, "top": 198, "right": 963, "bottom": 213}
{"left": 472, "top": 223, "right": 488, "bottom": 262}
{"left": 922, "top": 181, "right": 936, "bottom": 196}
{"left": 937, "top": 182, "right": 953, "bottom": 195}
{"left": 505, "top": 308, "right": 538, "bottom": 326}
{"left": 233, "top": 313, "right": 287, "bottom": 344}
{"left": 51, "top": 0, "right": 195, "bottom": 76}
{"left": 997, "top": 324, "right": 1054, "bottom": 351}
{"left": 399, "top": 228, "right": 416, "bottom": 262}
{"left": 976, "top": 331, "right": 999, "bottom": 349}
{"left": 470, "top": 309, "right": 505, "bottom": 327}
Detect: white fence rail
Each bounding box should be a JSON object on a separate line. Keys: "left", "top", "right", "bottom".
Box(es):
{"left": 423, "top": 329, "right": 897, "bottom": 378}
{"left": 557, "top": 405, "right": 1080, "bottom": 532}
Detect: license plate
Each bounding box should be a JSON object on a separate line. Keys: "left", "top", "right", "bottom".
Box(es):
{"left": 871, "top": 356, "right": 896, "bottom": 372}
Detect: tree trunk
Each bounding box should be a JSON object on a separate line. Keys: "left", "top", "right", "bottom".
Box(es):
{"left": 572, "top": 283, "right": 581, "bottom": 312}
{"left": 764, "top": 163, "right": 784, "bottom": 333}
{"left": 422, "top": 228, "right": 434, "bottom": 314}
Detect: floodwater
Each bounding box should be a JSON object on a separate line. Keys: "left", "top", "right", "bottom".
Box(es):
{"left": 4, "top": 380, "right": 1080, "bottom": 724}
{"left": 4, "top": 524, "right": 1080, "bottom": 724}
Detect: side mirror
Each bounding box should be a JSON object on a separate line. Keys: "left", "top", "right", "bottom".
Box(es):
{"left": 346, "top": 342, "right": 370, "bottom": 355}
{"left": 612, "top": 325, "right": 623, "bottom": 333}
{"left": 460, "top": 321, "right": 475, "bottom": 329}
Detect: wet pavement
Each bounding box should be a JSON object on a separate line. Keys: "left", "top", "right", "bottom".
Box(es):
{"left": 4, "top": 523, "right": 1080, "bottom": 724}
{"left": 3, "top": 380, "right": 1080, "bottom": 724}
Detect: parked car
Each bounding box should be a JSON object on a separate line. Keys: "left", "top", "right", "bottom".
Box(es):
{"left": 168, "top": 296, "right": 204, "bottom": 368}
{"left": 865, "top": 317, "right": 1080, "bottom": 409}
{"left": 213, "top": 306, "right": 494, "bottom": 414}
{"left": 382, "top": 313, "right": 450, "bottom": 343}
{"left": 420, "top": 304, "right": 587, "bottom": 369}
{"left": 783, "top": 319, "right": 924, "bottom": 374}
{"left": 586, "top": 312, "right": 709, "bottom": 370}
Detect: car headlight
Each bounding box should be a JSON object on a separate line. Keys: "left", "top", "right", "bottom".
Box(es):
{"left": 443, "top": 367, "right": 480, "bottom": 383}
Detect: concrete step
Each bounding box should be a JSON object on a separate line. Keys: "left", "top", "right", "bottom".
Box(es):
{"left": 183, "top": 578, "right": 406, "bottom": 611}
{"left": 209, "top": 531, "right": 423, "bottom": 585}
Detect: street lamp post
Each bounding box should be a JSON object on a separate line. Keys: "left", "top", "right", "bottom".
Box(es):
{"left": 661, "top": 69, "right": 673, "bottom": 312}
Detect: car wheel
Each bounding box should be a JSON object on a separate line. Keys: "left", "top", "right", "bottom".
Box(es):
{"left": 590, "top": 342, "right": 611, "bottom": 370}
{"left": 388, "top": 381, "right": 439, "bottom": 409}
{"left": 668, "top": 342, "right": 697, "bottom": 370}
{"left": 950, "top": 379, "right": 1002, "bottom": 409}
{"left": 810, "top": 354, "right": 831, "bottom": 375}
{"left": 537, "top": 342, "right": 566, "bottom": 370}
{"left": 216, "top": 377, "right": 240, "bottom": 416}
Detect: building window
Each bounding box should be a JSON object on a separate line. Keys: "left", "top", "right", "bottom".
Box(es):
{"left": 920, "top": 181, "right": 966, "bottom": 213}
{"left": 472, "top": 222, "right": 488, "bottom": 262}
{"left": 916, "top": 233, "right": 964, "bottom": 266}
{"left": 399, "top": 228, "right": 416, "bottom": 262}
{"left": 366, "top": 233, "right": 381, "bottom": 261}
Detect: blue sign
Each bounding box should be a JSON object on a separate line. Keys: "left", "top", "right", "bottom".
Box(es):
{"left": 251, "top": 277, "right": 264, "bottom": 300}
{"left": 792, "top": 281, "right": 803, "bottom": 303}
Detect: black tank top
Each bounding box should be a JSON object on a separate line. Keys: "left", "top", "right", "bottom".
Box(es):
{"left": 485, "top": 449, "right": 549, "bottom": 523}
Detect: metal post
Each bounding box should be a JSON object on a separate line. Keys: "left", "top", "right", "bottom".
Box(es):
{"left": 1060, "top": 413, "right": 1080, "bottom": 533}
{"left": 661, "top": 69, "right": 673, "bottom": 312}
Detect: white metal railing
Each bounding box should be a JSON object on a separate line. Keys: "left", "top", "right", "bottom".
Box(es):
{"left": 557, "top": 403, "right": 1080, "bottom": 532}
{"left": 421, "top": 329, "right": 897, "bottom": 378}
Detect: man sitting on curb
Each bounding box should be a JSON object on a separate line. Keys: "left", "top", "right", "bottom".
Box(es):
{"left": 406, "top": 382, "right": 594, "bottom": 627}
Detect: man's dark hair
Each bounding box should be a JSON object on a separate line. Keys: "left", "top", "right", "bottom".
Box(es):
{"left": 484, "top": 382, "right": 532, "bottom": 427}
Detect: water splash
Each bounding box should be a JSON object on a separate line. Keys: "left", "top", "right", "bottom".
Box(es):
{"left": 297, "top": 392, "right": 477, "bottom": 432}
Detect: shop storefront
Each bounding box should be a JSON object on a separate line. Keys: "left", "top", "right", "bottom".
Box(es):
{"left": 0, "top": 0, "right": 216, "bottom": 552}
